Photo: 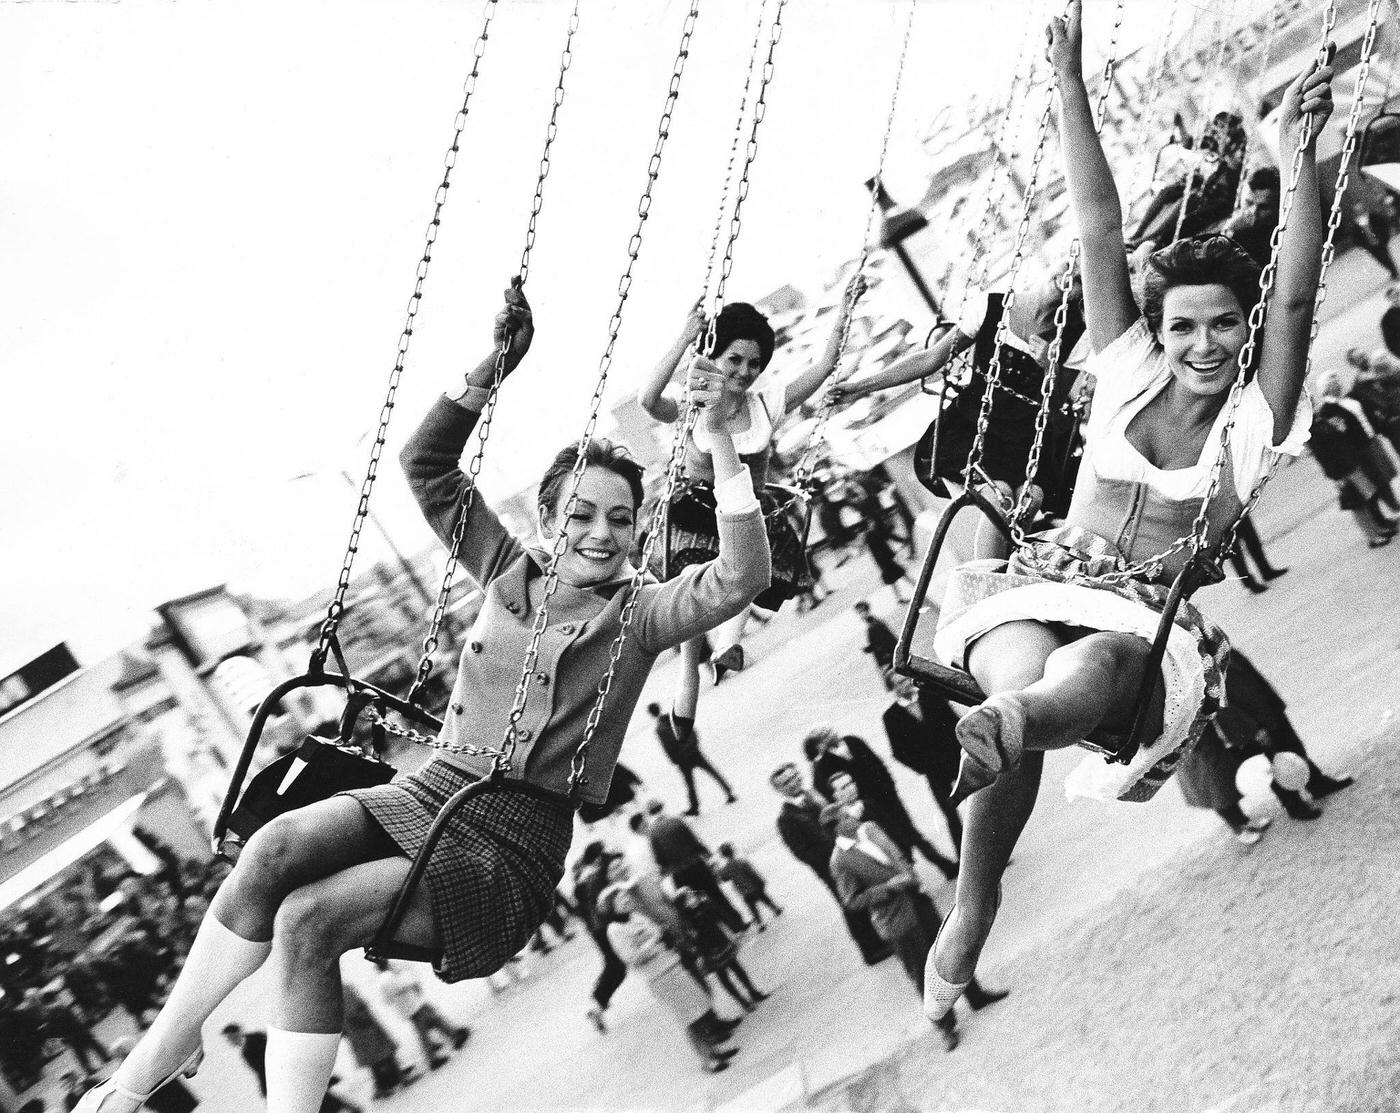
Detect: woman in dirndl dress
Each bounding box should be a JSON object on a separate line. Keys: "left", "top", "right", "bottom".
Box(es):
{"left": 77, "top": 284, "right": 772, "bottom": 1113}
{"left": 922, "top": 2, "right": 1334, "bottom": 1022}
{"left": 637, "top": 282, "right": 862, "bottom": 695}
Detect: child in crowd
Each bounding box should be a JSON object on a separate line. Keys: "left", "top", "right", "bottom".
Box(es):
{"left": 715, "top": 844, "right": 783, "bottom": 930}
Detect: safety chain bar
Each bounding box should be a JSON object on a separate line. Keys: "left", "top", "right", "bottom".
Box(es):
{"left": 314, "top": 0, "right": 500, "bottom": 669}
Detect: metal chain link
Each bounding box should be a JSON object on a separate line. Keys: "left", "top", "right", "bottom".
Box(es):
{"left": 569, "top": 0, "right": 790, "bottom": 793}
{"left": 1234, "top": 0, "right": 1284, "bottom": 213}
{"left": 700, "top": 0, "right": 772, "bottom": 306}
{"left": 402, "top": 0, "right": 583, "bottom": 707}
{"left": 1125, "top": 0, "right": 1182, "bottom": 211}
{"left": 1006, "top": 0, "right": 1123, "bottom": 539}
{"left": 791, "top": 0, "right": 918, "bottom": 493}
{"left": 468, "top": 0, "right": 705, "bottom": 783}
{"left": 1173, "top": 0, "right": 1238, "bottom": 243}
{"left": 313, "top": 0, "right": 500, "bottom": 667}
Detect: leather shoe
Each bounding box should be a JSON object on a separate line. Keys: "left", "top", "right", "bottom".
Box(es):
{"left": 1309, "top": 773, "right": 1353, "bottom": 798}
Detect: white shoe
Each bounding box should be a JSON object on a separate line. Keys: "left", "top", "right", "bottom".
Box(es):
{"left": 74, "top": 1047, "right": 203, "bottom": 1113}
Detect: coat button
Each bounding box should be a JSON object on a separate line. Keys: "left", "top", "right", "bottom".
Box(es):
{"left": 558, "top": 623, "right": 576, "bottom": 635}
{"left": 514, "top": 726, "right": 533, "bottom": 742}
{"left": 452, "top": 703, "right": 464, "bottom": 716}
{"left": 470, "top": 641, "right": 483, "bottom": 654}
{"left": 506, "top": 602, "right": 521, "bottom": 614}
{"left": 535, "top": 674, "right": 550, "bottom": 687}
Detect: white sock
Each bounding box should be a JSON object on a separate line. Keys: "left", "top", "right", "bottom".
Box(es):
{"left": 266, "top": 1029, "right": 342, "bottom": 1113}
{"left": 118, "top": 916, "right": 272, "bottom": 1092}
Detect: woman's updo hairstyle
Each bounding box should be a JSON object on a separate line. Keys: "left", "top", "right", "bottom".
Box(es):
{"left": 538, "top": 439, "right": 646, "bottom": 516}
{"left": 1141, "top": 233, "right": 1263, "bottom": 335}
{"left": 704, "top": 302, "right": 776, "bottom": 369}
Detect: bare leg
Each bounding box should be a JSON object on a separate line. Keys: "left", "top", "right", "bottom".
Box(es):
{"left": 712, "top": 611, "right": 749, "bottom": 657}
{"left": 270, "top": 856, "right": 438, "bottom": 1033}
{"left": 675, "top": 639, "right": 705, "bottom": 719}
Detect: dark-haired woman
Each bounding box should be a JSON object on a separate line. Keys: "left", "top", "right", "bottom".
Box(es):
{"left": 922, "top": 0, "right": 1332, "bottom": 1022}
{"left": 77, "top": 284, "right": 771, "bottom": 1113}
{"left": 638, "top": 283, "right": 859, "bottom": 700}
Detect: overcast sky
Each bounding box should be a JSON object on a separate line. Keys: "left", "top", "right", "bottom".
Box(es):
{"left": 2, "top": 0, "right": 1166, "bottom": 670}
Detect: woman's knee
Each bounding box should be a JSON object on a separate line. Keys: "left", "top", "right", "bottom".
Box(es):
{"left": 231, "top": 813, "right": 322, "bottom": 901}
{"left": 272, "top": 888, "right": 355, "bottom": 969}
{"left": 968, "top": 621, "right": 1066, "bottom": 694}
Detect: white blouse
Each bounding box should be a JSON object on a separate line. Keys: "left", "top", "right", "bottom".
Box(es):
{"left": 1081, "top": 319, "right": 1311, "bottom": 501}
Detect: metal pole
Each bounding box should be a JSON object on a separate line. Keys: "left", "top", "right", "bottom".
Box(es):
{"left": 890, "top": 242, "right": 942, "bottom": 318}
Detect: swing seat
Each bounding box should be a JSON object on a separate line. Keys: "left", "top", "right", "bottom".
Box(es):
{"left": 893, "top": 487, "right": 1210, "bottom": 769}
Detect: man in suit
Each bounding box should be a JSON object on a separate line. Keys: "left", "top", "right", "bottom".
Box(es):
{"left": 646, "top": 703, "right": 737, "bottom": 816}
{"left": 804, "top": 728, "right": 957, "bottom": 880}
{"left": 881, "top": 672, "right": 964, "bottom": 859}
{"left": 853, "top": 600, "right": 899, "bottom": 681}
{"left": 825, "top": 773, "right": 1007, "bottom": 1049}
{"left": 768, "top": 763, "right": 891, "bottom": 965}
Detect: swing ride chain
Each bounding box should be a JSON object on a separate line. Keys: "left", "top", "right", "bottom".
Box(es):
{"left": 1214, "top": 0, "right": 1381, "bottom": 564}
{"left": 700, "top": 0, "right": 773, "bottom": 304}
{"left": 792, "top": 0, "right": 917, "bottom": 495}
{"left": 962, "top": 30, "right": 1061, "bottom": 497}
{"left": 474, "top": 0, "right": 704, "bottom": 783}
{"left": 1235, "top": 0, "right": 1284, "bottom": 213}
{"left": 1173, "top": 0, "right": 1237, "bottom": 244}
{"left": 1125, "top": 0, "right": 1181, "bottom": 212}
{"left": 313, "top": 0, "right": 500, "bottom": 671}
{"left": 1008, "top": 0, "right": 1122, "bottom": 540}
{"left": 570, "top": 0, "right": 789, "bottom": 793}
{"left": 402, "top": 0, "right": 584, "bottom": 708}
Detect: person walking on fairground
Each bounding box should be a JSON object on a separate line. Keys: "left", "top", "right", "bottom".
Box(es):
{"left": 571, "top": 841, "right": 630, "bottom": 1033}
{"left": 645, "top": 702, "right": 737, "bottom": 816}
{"left": 646, "top": 802, "right": 750, "bottom": 933}
{"left": 1225, "top": 515, "right": 1288, "bottom": 594}
{"left": 714, "top": 844, "right": 783, "bottom": 930}
{"left": 1310, "top": 370, "right": 1400, "bottom": 546}
{"left": 824, "top": 774, "right": 1006, "bottom": 1052}
{"left": 805, "top": 729, "right": 958, "bottom": 880}
{"left": 372, "top": 960, "right": 469, "bottom": 1071}
{"left": 72, "top": 284, "right": 771, "bottom": 1113}
{"left": 853, "top": 600, "right": 899, "bottom": 683}
{"left": 672, "top": 887, "right": 771, "bottom": 1013}
{"left": 768, "top": 763, "right": 892, "bottom": 965}
{"left": 880, "top": 671, "right": 964, "bottom": 860}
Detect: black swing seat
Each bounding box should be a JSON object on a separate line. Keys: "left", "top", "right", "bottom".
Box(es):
{"left": 893, "top": 485, "right": 1214, "bottom": 769}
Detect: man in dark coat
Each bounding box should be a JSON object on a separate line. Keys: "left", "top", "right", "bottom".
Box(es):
{"left": 1223, "top": 650, "right": 1354, "bottom": 811}
{"left": 853, "top": 600, "right": 899, "bottom": 683}
{"left": 645, "top": 802, "right": 748, "bottom": 932}
{"left": 571, "top": 841, "right": 629, "bottom": 1031}
{"left": 880, "top": 673, "right": 963, "bottom": 859}
{"left": 768, "top": 763, "right": 891, "bottom": 965}
{"left": 804, "top": 729, "right": 957, "bottom": 879}
{"left": 646, "top": 703, "right": 736, "bottom": 817}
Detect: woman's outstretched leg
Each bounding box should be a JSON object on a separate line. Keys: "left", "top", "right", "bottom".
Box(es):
{"left": 90, "top": 799, "right": 398, "bottom": 1112}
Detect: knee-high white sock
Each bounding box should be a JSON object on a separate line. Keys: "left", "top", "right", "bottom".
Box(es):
{"left": 266, "top": 1029, "right": 342, "bottom": 1113}
{"left": 118, "top": 916, "right": 272, "bottom": 1092}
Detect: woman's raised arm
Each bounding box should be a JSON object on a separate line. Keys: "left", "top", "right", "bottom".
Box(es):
{"left": 783, "top": 274, "right": 866, "bottom": 413}
{"left": 637, "top": 301, "right": 706, "bottom": 424}
{"left": 1257, "top": 53, "right": 1334, "bottom": 442}
{"left": 1048, "top": 0, "right": 1138, "bottom": 352}
{"left": 827, "top": 327, "right": 973, "bottom": 407}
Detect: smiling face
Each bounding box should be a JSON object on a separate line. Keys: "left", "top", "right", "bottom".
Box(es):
{"left": 1156, "top": 284, "right": 1248, "bottom": 397}
{"left": 716, "top": 338, "right": 765, "bottom": 394}
{"left": 539, "top": 467, "right": 638, "bottom": 588}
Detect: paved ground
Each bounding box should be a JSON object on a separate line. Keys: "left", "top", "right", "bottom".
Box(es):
{"left": 75, "top": 242, "right": 1400, "bottom": 1113}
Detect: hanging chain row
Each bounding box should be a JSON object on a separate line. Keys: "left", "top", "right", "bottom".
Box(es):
{"left": 473, "top": 0, "right": 705, "bottom": 783}
{"left": 791, "top": 0, "right": 919, "bottom": 494}
{"left": 1172, "top": 0, "right": 1238, "bottom": 243}
{"left": 568, "top": 0, "right": 790, "bottom": 793}
{"left": 1006, "top": 0, "right": 1124, "bottom": 540}
{"left": 395, "top": 0, "right": 585, "bottom": 712}
{"left": 313, "top": 0, "right": 500, "bottom": 669}
{"left": 1125, "top": 0, "right": 1182, "bottom": 211}
{"left": 700, "top": 0, "right": 773, "bottom": 306}
{"left": 1235, "top": 0, "right": 1284, "bottom": 213}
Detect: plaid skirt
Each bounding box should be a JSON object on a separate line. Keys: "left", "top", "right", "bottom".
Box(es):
{"left": 932, "top": 525, "right": 1230, "bottom": 804}
{"left": 649, "top": 479, "right": 812, "bottom": 610}
{"left": 344, "top": 761, "right": 573, "bottom": 983}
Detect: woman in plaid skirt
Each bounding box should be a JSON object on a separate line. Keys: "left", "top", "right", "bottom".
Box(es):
{"left": 922, "top": 3, "right": 1333, "bottom": 1023}
{"left": 77, "top": 283, "right": 772, "bottom": 1113}
{"left": 637, "top": 283, "right": 861, "bottom": 690}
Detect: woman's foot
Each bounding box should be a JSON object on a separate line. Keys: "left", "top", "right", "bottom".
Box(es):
{"left": 1261, "top": 566, "right": 1289, "bottom": 582}
{"left": 75, "top": 1047, "right": 203, "bottom": 1113}
{"left": 951, "top": 695, "right": 1026, "bottom": 803}
{"left": 711, "top": 645, "right": 745, "bottom": 678}
{"left": 924, "top": 900, "right": 997, "bottom": 1021}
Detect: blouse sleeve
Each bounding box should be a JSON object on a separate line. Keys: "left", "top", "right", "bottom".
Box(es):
{"left": 956, "top": 290, "right": 989, "bottom": 339}
{"left": 1083, "top": 318, "right": 1161, "bottom": 383}
{"left": 1227, "top": 381, "right": 1312, "bottom": 496}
